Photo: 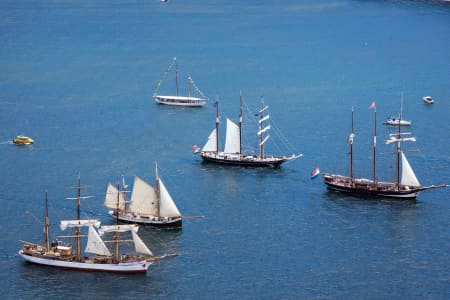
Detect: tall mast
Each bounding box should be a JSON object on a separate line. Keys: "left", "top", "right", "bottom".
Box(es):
{"left": 396, "top": 103, "right": 402, "bottom": 189}
{"left": 175, "top": 57, "right": 179, "bottom": 97}
{"left": 155, "top": 162, "right": 161, "bottom": 218}
{"left": 215, "top": 97, "right": 220, "bottom": 154}
{"left": 259, "top": 98, "right": 265, "bottom": 158}
{"left": 44, "top": 190, "right": 50, "bottom": 250}
{"left": 114, "top": 183, "right": 120, "bottom": 263}
{"left": 76, "top": 176, "right": 81, "bottom": 260}
{"left": 239, "top": 91, "right": 243, "bottom": 155}
{"left": 187, "top": 75, "right": 192, "bottom": 97}
{"left": 349, "top": 107, "right": 354, "bottom": 181}
{"left": 372, "top": 104, "right": 377, "bottom": 185}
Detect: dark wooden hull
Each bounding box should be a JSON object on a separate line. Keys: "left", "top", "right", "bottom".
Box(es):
{"left": 200, "top": 153, "right": 289, "bottom": 168}
{"left": 323, "top": 174, "right": 422, "bottom": 199}
{"left": 109, "top": 211, "right": 182, "bottom": 229}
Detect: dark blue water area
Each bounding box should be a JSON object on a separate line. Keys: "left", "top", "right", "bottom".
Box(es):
{"left": 1, "top": 0, "right": 449, "bottom": 299}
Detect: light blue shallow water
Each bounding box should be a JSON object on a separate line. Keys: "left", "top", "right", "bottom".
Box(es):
{"left": 1, "top": 1, "right": 449, "bottom": 299}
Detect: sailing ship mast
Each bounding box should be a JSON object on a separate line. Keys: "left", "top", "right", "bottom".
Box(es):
{"left": 155, "top": 163, "right": 161, "bottom": 218}
{"left": 175, "top": 57, "right": 179, "bottom": 97}
{"left": 258, "top": 98, "right": 270, "bottom": 159}
{"left": 44, "top": 191, "right": 50, "bottom": 250}
{"left": 349, "top": 107, "right": 354, "bottom": 183}
{"left": 239, "top": 92, "right": 243, "bottom": 155}
{"left": 215, "top": 97, "right": 220, "bottom": 154}
{"left": 371, "top": 102, "right": 377, "bottom": 185}
{"left": 114, "top": 183, "right": 120, "bottom": 263}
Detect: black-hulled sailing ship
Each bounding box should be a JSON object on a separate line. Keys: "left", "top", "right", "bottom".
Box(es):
{"left": 194, "top": 94, "right": 302, "bottom": 168}
{"left": 323, "top": 102, "right": 446, "bottom": 199}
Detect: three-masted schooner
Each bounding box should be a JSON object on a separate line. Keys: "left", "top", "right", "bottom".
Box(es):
{"left": 19, "top": 178, "right": 173, "bottom": 274}
{"left": 323, "top": 103, "right": 446, "bottom": 199}
{"left": 104, "top": 163, "right": 182, "bottom": 228}
{"left": 152, "top": 57, "right": 207, "bottom": 107}
{"left": 194, "top": 94, "right": 302, "bottom": 168}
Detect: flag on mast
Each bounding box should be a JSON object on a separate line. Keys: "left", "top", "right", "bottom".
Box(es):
{"left": 368, "top": 101, "right": 376, "bottom": 110}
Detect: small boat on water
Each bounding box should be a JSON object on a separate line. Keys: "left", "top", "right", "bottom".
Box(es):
{"left": 13, "top": 135, "right": 34, "bottom": 145}
{"left": 152, "top": 57, "right": 208, "bottom": 107}
{"left": 383, "top": 92, "right": 411, "bottom": 126}
{"left": 323, "top": 103, "right": 447, "bottom": 199}
{"left": 193, "top": 94, "right": 302, "bottom": 168}
{"left": 104, "top": 163, "right": 183, "bottom": 228}
{"left": 383, "top": 117, "right": 411, "bottom": 126}
{"left": 423, "top": 96, "right": 434, "bottom": 104}
{"left": 19, "top": 178, "right": 175, "bottom": 274}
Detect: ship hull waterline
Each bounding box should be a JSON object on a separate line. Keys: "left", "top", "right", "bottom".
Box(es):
{"left": 19, "top": 250, "right": 153, "bottom": 274}
{"left": 109, "top": 211, "right": 182, "bottom": 228}
{"left": 200, "top": 153, "right": 294, "bottom": 168}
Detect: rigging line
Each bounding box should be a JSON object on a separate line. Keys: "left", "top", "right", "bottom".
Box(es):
{"left": 269, "top": 119, "right": 298, "bottom": 154}
{"left": 153, "top": 59, "right": 176, "bottom": 95}
{"left": 188, "top": 76, "right": 209, "bottom": 100}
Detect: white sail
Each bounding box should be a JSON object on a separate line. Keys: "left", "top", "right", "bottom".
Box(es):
{"left": 131, "top": 230, "right": 153, "bottom": 256}
{"left": 104, "top": 183, "right": 126, "bottom": 211}
{"left": 85, "top": 226, "right": 112, "bottom": 256}
{"left": 400, "top": 151, "right": 420, "bottom": 187}
{"left": 224, "top": 118, "right": 240, "bottom": 154}
{"left": 98, "top": 224, "right": 139, "bottom": 236}
{"left": 258, "top": 125, "right": 271, "bottom": 136}
{"left": 60, "top": 219, "right": 101, "bottom": 231}
{"left": 202, "top": 128, "right": 217, "bottom": 152}
{"left": 260, "top": 135, "right": 270, "bottom": 146}
{"left": 128, "top": 176, "right": 157, "bottom": 215}
{"left": 158, "top": 178, "right": 182, "bottom": 218}
{"left": 259, "top": 114, "right": 270, "bottom": 124}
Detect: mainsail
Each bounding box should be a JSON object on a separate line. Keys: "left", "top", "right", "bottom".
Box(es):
{"left": 158, "top": 178, "right": 181, "bottom": 218}
{"left": 400, "top": 151, "right": 420, "bottom": 187}
{"left": 202, "top": 129, "right": 217, "bottom": 152}
{"left": 85, "top": 225, "right": 112, "bottom": 256}
{"left": 104, "top": 183, "right": 126, "bottom": 210}
{"left": 128, "top": 176, "right": 157, "bottom": 215}
{"left": 224, "top": 118, "right": 240, "bottom": 154}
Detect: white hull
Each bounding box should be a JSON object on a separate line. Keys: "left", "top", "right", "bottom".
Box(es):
{"left": 19, "top": 250, "right": 152, "bottom": 273}
{"left": 423, "top": 96, "right": 434, "bottom": 104}
{"left": 384, "top": 118, "right": 411, "bottom": 126}
{"left": 153, "top": 95, "right": 206, "bottom": 107}
{"left": 108, "top": 211, "right": 182, "bottom": 227}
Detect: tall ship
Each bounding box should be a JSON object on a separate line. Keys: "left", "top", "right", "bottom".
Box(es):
{"left": 104, "top": 163, "right": 182, "bottom": 228}
{"left": 19, "top": 178, "right": 174, "bottom": 274}
{"left": 194, "top": 94, "right": 302, "bottom": 168}
{"left": 323, "top": 103, "right": 446, "bottom": 199}
{"left": 152, "top": 57, "right": 208, "bottom": 107}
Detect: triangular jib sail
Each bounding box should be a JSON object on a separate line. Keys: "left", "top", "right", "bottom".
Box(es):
{"left": 202, "top": 129, "right": 218, "bottom": 152}
{"left": 400, "top": 151, "right": 420, "bottom": 187}
{"left": 131, "top": 230, "right": 153, "bottom": 256}
{"left": 85, "top": 226, "right": 112, "bottom": 256}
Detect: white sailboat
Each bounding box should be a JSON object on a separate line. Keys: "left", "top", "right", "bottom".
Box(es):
{"left": 384, "top": 92, "right": 411, "bottom": 126}
{"left": 152, "top": 57, "right": 208, "bottom": 107}
{"left": 19, "top": 179, "right": 173, "bottom": 274}
{"left": 194, "top": 94, "right": 302, "bottom": 167}
{"left": 105, "top": 163, "right": 182, "bottom": 228}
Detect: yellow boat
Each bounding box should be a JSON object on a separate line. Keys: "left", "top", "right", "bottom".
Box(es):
{"left": 13, "top": 135, "right": 34, "bottom": 145}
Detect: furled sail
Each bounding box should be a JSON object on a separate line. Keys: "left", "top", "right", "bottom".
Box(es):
{"left": 128, "top": 176, "right": 157, "bottom": 215}
{"left": 260, "top": 135, "right": 270, "bottom": 146}
{"left": 98, "top": 224, "right": 139, "bottom": 236}
{"left": 104, "top": 183, "right": 126, "bottom": 210}
{"left": 158, "top": 178, "right": 181, "bottom": 218}
{"left": 202, "top": 128, "right": 217, "bottom": 152}
{"left": 60, "top": 219, "right": 100, "bottom": 231}
{"left": 258, "top": 125, "right": 271, "bottom": 136}
{"left": 85, "top": 226, "right": 112, "bottom": 256}
{"left": 400, "top": 151, "right": 420, "bottom": 187}
{"left": 224, "top": 118, "right": 240, "bottom": 154}
{"left": 131, "top": 230, "right": 153, "bottom": 256}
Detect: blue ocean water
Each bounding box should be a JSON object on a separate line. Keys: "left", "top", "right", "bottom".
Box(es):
{"left": 1, "top": 0, "right": 449, "bottom": 298}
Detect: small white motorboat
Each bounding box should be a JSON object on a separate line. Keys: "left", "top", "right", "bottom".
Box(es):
{"left": 423, "top": 96, "right": 434, "bottom": 104}
{"left": 383, "top": 117, "right": 411, "bottom": 126}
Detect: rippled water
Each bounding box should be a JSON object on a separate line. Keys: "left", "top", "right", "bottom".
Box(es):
{"left": 1, "top": 0, "right": 449, "bottom": 299}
